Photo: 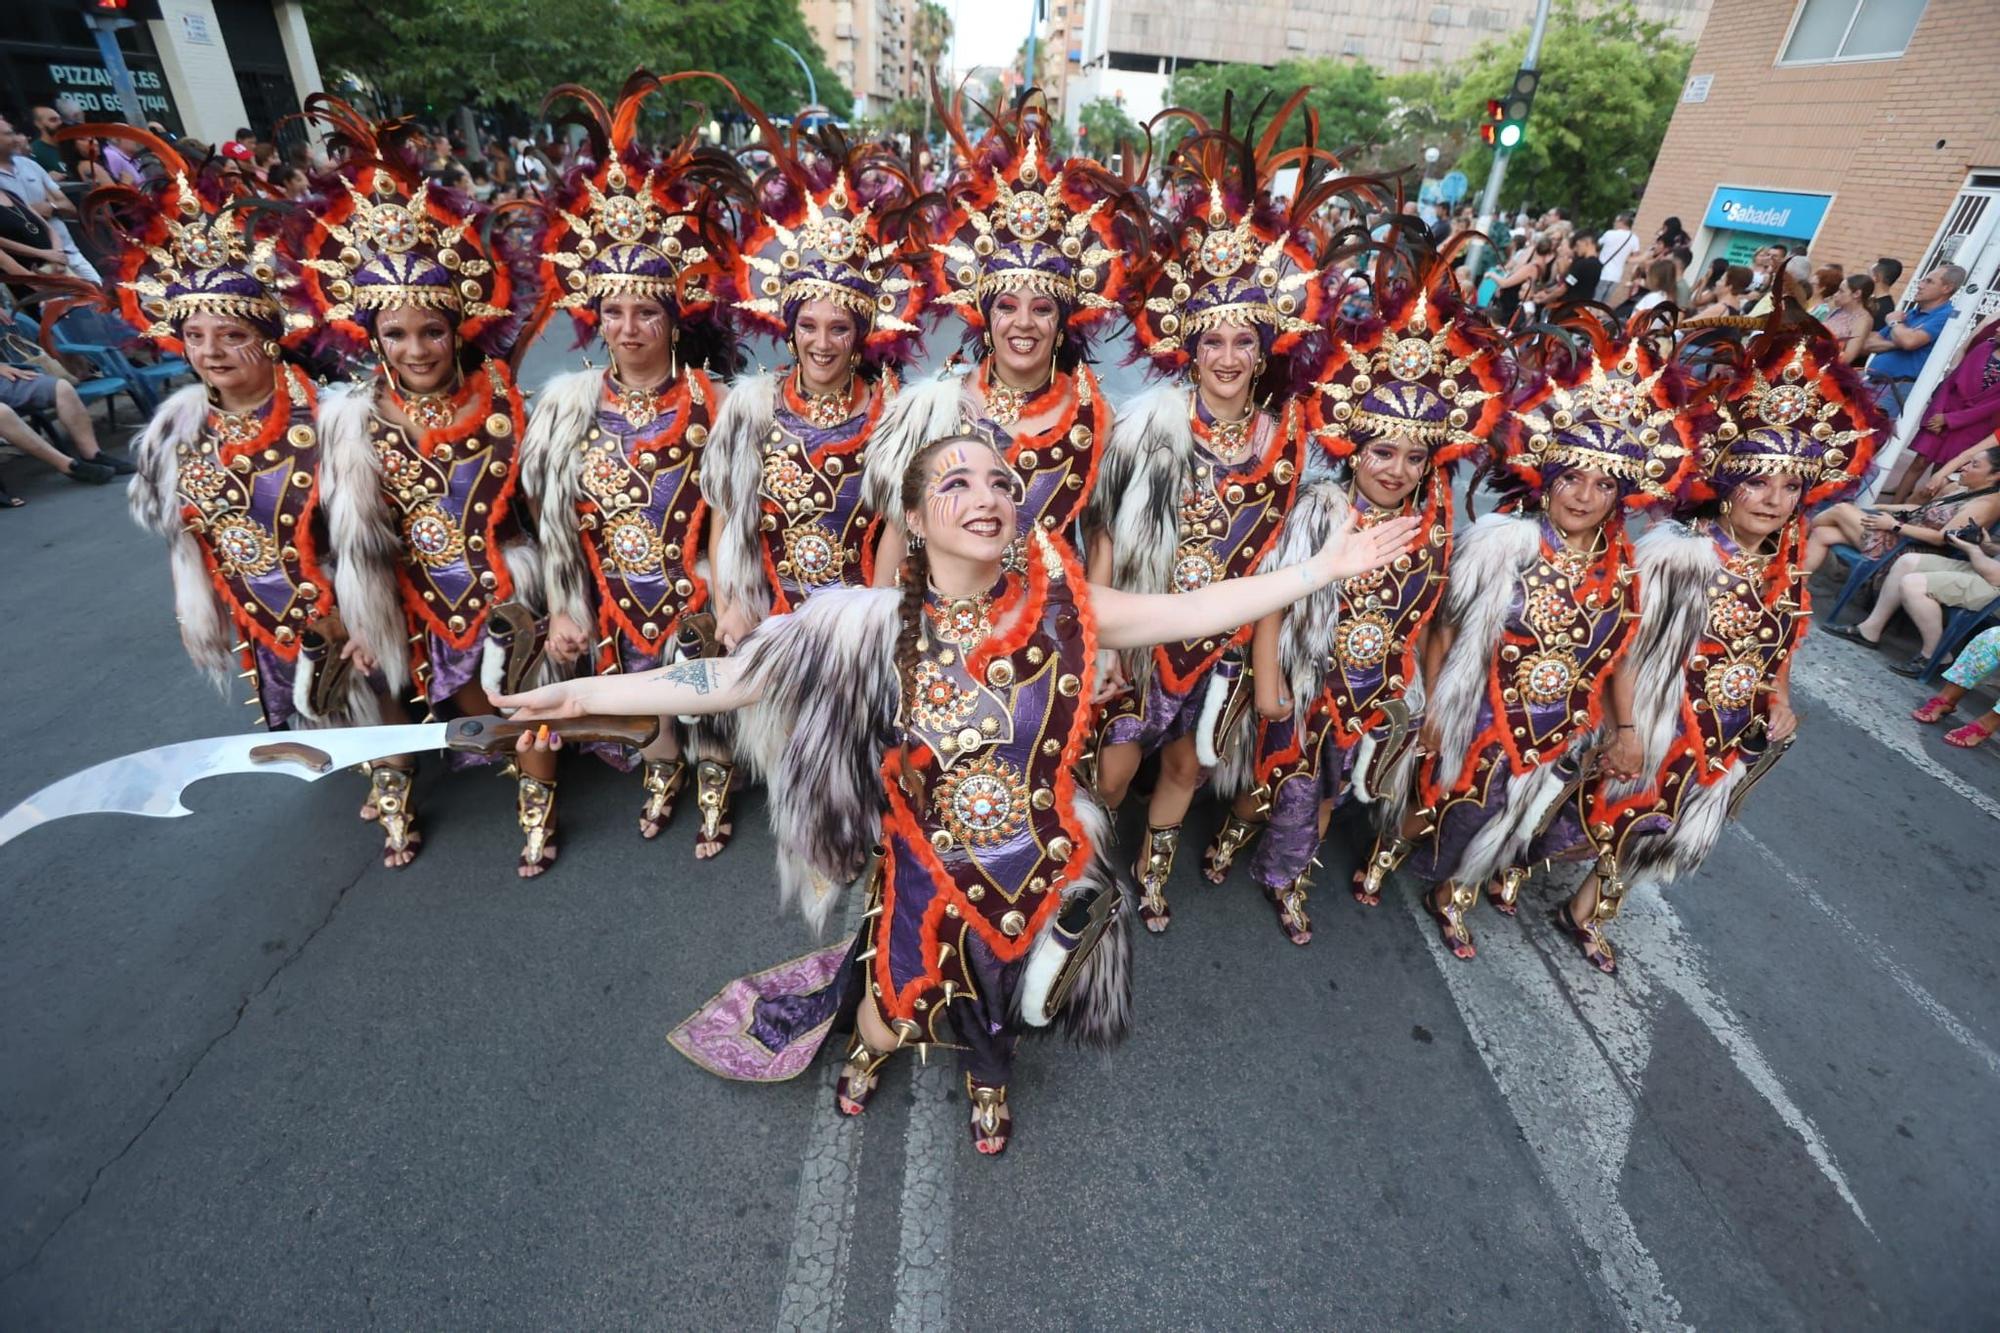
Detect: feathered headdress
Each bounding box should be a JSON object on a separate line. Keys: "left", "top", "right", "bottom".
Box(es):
{"left": 58, "top": 123, "right": 306, "bottom": 355}
{"left": 729, "top": 95, "right": 928, "bottom": 361}
{"left": 1696, "top": 326, "right": 1881, "bottom": 508}
{"left": 1308, "top": 236, "right": 1509, "bottom": 468}
{"left": 927, "top": 85, "right": 1141, "bottom": 336}
{"left": 536, "top": 71, "right": 750, "bottom": 337}
{"left": 1500, "top": 320, "right": 1702, "bottom": 510}
{"left": 293, "top": 95, "right": 523, "bottom": 357}
{"left": 1130, "top": 92, "right": 1345, "bottom": 369}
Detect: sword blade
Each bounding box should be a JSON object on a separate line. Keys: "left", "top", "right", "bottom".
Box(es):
{"left": 0, "top": 723, "right": 448, "bottom": 849}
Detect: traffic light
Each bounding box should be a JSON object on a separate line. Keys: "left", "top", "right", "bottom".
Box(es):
{"left": 1481, "top": 66, "right": 1540, "bottom": 150}
{"left": 78, "top": 0, "right": 162, "bottom": 17}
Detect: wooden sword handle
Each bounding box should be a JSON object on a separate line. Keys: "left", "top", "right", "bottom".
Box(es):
{"left": 248, "top": 741, "right": 335, "bottom": 773}
{"left": 444, "top": 713, "right": 661, "bottom": 755}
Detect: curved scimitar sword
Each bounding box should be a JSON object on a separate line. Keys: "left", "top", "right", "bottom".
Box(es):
{"left": 0, "top": 714, "right": 659, "bottom": 849}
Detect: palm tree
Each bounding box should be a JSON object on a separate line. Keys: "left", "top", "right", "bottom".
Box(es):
{"left": 912, "top": 1, "right": 952, "bottom": 149}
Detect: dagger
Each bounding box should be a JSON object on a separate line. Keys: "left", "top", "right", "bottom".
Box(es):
{"left": 0, "top": 714, "right": 659, "bottom": 850}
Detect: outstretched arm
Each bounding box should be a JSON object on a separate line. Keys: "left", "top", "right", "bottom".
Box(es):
{"left": 494, "top": 657, "right": 761, "bottom": 723}
{"left": 1091, "top": 514, "right": 1420, "bottom": 652}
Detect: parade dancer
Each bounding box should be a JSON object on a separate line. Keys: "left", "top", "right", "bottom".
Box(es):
{"left": 704, "top": 101, "right": 928, "bottom": 633}
{"left": 89, "top": 127, "right": 381, "bottom": 748}
{"left": 497, "top": 431, "right": 1420, "bottom": 1154}
{"left": 1214, "top": 247, "right": 1511, "bottom": 944}
{"left": 301, "top": 110, "right": 556, "bottom": 874}
{"left": 1535, "top": 331, "right": 1879, "bottom": 971}
{"left": 1089, "top": 107, "right": 1332, "bottom": 937}
{"left": 1380, "top": 326, "right": 1700, "bottom": 960}
{"left": 520, "top": 74, "right": 750, "bottom": 856}
{"left": 863, "top": 88, "right": 1144, "bottom": 571}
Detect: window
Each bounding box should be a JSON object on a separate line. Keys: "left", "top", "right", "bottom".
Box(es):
{"left": 1779, "top": 0, "right": 1927, "bottom": 64}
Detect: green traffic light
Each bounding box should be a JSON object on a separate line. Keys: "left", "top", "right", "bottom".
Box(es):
{"left": 1498, "top": 123, "right": 1524, "bottom": 149}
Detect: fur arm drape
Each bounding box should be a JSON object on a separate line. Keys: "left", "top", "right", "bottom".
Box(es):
{"left": 860, "top": 369, "right": 968, "bottom": 522}
{"left": 699, "top": 370, "right": 779, "bottom": 621}
{"left": 1259, "top": 474, "right": 1351, "bottom": 724}
{"left": 317, "top": 382, "right": 410, "bottom": 694}
{"left": 732, "top": 587, "right": 903, "bottom": 935}
{"left": 131, "top": 385, "right": 233, "bottom": 691}
{"left": 1623, "top": 521, "right": 1716, "bottom": 780}
{"left": 518, "top": 366, "right": 604, "bottom": 636}
{"left": 1424, "top": 511, "right": 1541, "bottom": 790}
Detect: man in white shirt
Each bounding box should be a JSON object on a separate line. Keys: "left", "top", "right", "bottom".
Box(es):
{"left": 0, "top": 112, "right": 100, "bottom": 283}
{"left": 1595, "top": 211, "right": 1636, "bottom": 302}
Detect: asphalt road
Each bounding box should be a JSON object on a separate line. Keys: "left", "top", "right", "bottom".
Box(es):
{"left": 2, "top": 339, "right": 1997, "bottom": 1329}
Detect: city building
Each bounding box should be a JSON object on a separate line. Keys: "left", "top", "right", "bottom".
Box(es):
{"left": 1067, "top": 0, "right": 1710, "bottom": 131}
{"left": 1034, "top": 0, "right": 1090, "bottom": 122}
{"left": 2, "top": 0, "right": 323, "bottom": 146}
{"left": 802, "top": 0, "right": 916, "bottom": 117}
{"left": 1634, "top": 0, "right": 2000, "bottom": 484}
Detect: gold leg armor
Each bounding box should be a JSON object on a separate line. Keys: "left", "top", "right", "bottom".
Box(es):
{"left": 835, "top": 1030, "right": 899, "bottom": 1116}
{"left": 1490, "top": 864, "right": 1530, "bottom": 916}
{"left": 1202, "top": 806, "right": 1266, "bottom": 884}
{"left": 1553, "top": 856, "right": 1623, "bottom": 973}
{"left": 1136, "top": 823, "right": 1181, "bottom": 933}
{"left": 965, "top": 1075, "right": 1011, "bottom": 1155}
{"left": 367, "top": 764, "right": 419, "bottom": 867}
{"left": 639, "top": 758, "right": 688, "bottom": 838}
{"left": 1271, "top": 872, "right": 1312, "bottom": 946}
{"left": 1428, "top": 880, "right": 1477, "bottom": 959}
{"left": 516, "top": 774, "right": 558, "bottom": 873}
{"left": 1356, "top": 834, "right": 1414, "bottom": 906}
{"left": 695, "top": 758, "right": 734, "bottom": 851}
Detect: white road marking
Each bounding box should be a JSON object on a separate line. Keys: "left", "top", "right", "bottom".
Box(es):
{"left": 1404, "top": 890, "right": 1690, "bottom": 1332}
{"left": 1791, "top": 647, "right": 2000, "bottom": 825}
{"left": 890, "top": 1058, "right": 956, "bottom": 1332}
{"left": 1733, "top": 826, "right": 2000, "bottom": 1081}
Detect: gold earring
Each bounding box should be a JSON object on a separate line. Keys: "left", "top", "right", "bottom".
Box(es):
{"left": 262, "top": 339, "right": 281, "bottom": 359}
{"left": 1720, "top": 498, "right": 1733, "bottom": 517}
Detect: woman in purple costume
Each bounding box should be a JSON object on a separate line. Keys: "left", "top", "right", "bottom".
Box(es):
{"left": 496, "top": 432, "right": 1419, "bottom": 1155}
{"left": 521, "top": 75, "right": 749, "bottom": 858}
{"left": 1089, "top": 108, "right": 1335, "bottom": 939}
{"left": 1892, "top": 317, "right": 2000, "bottom": 502}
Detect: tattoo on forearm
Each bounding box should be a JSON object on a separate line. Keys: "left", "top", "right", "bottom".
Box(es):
{"left": 652, "top": 659, "right": 716, "bottom": 694}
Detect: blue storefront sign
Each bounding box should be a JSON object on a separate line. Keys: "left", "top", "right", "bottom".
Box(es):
{"left": 1701, "top": 186, "right": 1833, "bottom": 242}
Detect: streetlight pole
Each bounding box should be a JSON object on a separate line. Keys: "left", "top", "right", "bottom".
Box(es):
{"left": 770, "top": 38, "right": 818, "bottom": 109}
{"left": 1469, "top": 0, "right": 1551, "bottom": 272}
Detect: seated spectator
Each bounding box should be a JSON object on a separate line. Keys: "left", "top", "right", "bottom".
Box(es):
{"left": 1807, "top": 264, "right": 1843, "bottom": 320}
{"left": 0, "top": 113, "right": 99, "bottom": 282}
{"left": 1911, "top": 624, "right": 2000, "bottom": 748}
{"left": 1869, "top": 257, "right": 1903, "bottom": 328}
{"left": 268, "top": 162, "right": 310, "bottom": 201}
{"left": 1808, "top": 442, "right": 2000, "bottom": 568}
{"left": 1890, "top": 317, "right": 2000, "bottom": 501}
{"left": 1822, "top": 274, "right": 1875, "bottom": 366}
{"left": 0, "top": 361, "right": 132, "bottom": 477}
{"left": 1622, "top": 257, "right": 1679, "bottom": 321}
{"left": 1750, "top": 254, "right": 1813, "bottom": 317}
{"left": 1830, "top": 525, "right": 2000, "bottom": 675}
{"left": 1863, "top": 264, "right": 1965, "bottom": 419}
{"left": 1694, "top": 264, "right": 1753, "bottom": 318}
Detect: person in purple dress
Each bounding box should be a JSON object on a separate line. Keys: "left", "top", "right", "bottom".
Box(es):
{"left": 98, "top": 127, "right": 381, "bottom": 750}
{"left": 1214, "top": 243, "right": 1512, "bottom": 946}
{"left": 303, "top": 108, "right": 556, "bottom": 875}
{"left": 494, "top": 431, "right": 1419, "bottom": 1155}
{"left": 520, "top": 75, "right": 748, "bottom": 858}
{"left": 1533, "top": 330, "right": 1880, "bottom": 971}
{"left": 1375, "top": 325, "right": 1701, "bottom": 961}
{"left": 1891, "top": 317, "right": 2000, "bottom": 502}
{"left": 1088, "top": 109, "right": 1333, "bottom": 938}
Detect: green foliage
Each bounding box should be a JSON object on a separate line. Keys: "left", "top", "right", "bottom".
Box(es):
{"left": 1447, "top": 0, "right": 1689, "bottom": 224}
{"left": 301, "top": 0, "right": 852, "bottom": 125}
{"left": 1165, "top": 58, "right": 1391, "bottom": 157}
{"left": 1074, "top": 97, "right": 1141, "bottom": 162}
{"left": 872, "top": 97, "right": 929, "bottom": 138}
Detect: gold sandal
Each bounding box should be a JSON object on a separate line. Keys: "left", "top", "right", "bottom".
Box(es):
{"left": 1487, "top": 865, "right": 1529, "bottom": 916}
{"left": 834, "top": 1031, "right": 897, "bottom": 1116}
{"left": 1136, "top": 823, "right": 1181, "bottom": 934}
{"left": 965, "top": 1076, "right": 1011, "bottom": 1156}
{"left": 1354, "top": 834, "right": 1414, "bottom": 906}
{"left": 1270, "top": 874, "right": 1312, "bottom": 946}
{"left": 1202, "top": 809, "right": 1266, "bottom": 884}
{"left": 367, "top": 764, "right": 421, "bottom": 868}
{"left": 639, "top": 758, "right": 687, "bottom": 839}
{"left": 1428, "top": 882, "right": 1477, "bottom": 960}
{"left": 517, "top": 774, "right": 558, "bottom": 877}
{"left": 694, "top": 758, "right": 734, "bottom": 858}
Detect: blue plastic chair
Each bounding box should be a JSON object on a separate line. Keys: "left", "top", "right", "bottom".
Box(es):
{"left": 68, "top": 310, "right": 191, "bottom": 409}
{"left": 1826, "top": 539, "right": 1912, "bottom": 622}
{"left": 43, "top": 310, "right": 155, "bottom": 413}
{"left": 1920, "top": 592, "right": 2000, "bottom": 682}
{"left": 6, "top": 312, "right": 133, "bottom": 425}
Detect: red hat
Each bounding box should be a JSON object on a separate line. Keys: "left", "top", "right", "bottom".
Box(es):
{"left": 220, "top": 140, "right": 253, "bottom": 163}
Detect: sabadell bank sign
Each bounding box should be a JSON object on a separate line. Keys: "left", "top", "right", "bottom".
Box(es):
{"left": 1702, "top": 186, "right": 1832, "bottom": 242}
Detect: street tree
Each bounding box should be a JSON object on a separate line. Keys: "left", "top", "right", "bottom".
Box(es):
{"left": 301, "top": 0, "right": 852, "bottom": 127}
{"left": 1165, "top": 58, "right": 1390, "bottom": 157}
{"left": 1449, "top": 0, "right": 1690, "bottom": 224}
{"left": 1075, "top": 97, "right": 1141, "bottom": 164}
{"left": 911, "top": 2, "right": 952, "bottom": 145}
